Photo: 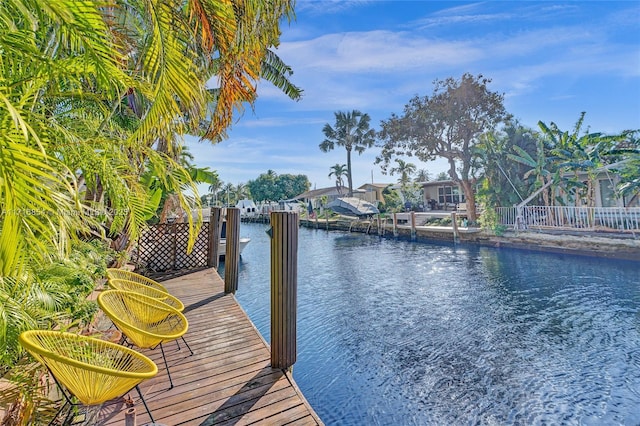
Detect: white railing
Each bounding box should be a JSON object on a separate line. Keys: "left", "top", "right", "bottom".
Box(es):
{"left": 496, "top": 206, "right": 640, "bottom": 232}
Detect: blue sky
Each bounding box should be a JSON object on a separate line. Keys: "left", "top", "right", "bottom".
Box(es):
{"left": 186, "top": 1, "right": 640, "bottom": 194}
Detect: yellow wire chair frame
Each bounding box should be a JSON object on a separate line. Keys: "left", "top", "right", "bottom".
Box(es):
{"left": 106, "top": 268, "right": 169, "bottom": 294}
{"left": 97, "top": 290, "right": 193, "bottom": 388}
{"left": 19, "top": 330, "right": 158, "bottom": 424}
{"left": 108, "top": 278, "right": 185, "bottom": 312}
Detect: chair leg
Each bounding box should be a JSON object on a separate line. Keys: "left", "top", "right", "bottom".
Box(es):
{"left": 135, "top": 385, "right": 155, "bottom": 423}
{"left": 181, "top": 336, "right": 194, "bottom": 356}
{"left": 159, "top": 342, "right": 173, "bottom": 389}
{"left": 46, "top": 399, "right": 69, "bottom": 426}
{"left": 45, "top": 367, "right": 74, "bottom": 426}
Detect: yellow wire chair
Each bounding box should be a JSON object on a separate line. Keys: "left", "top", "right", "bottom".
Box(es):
{"left": 108, "top": 278, "right": 185, "bottom": 312}
{"left": 97, "top": 290, "right": 193, "bottom": 389}
{"left": 106, "top": 268, "right": 169, "bottom": 294}
{"left": 19, "top": 330, "right": 158, "bottom": 425}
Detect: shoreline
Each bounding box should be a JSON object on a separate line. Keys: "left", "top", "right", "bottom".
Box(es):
{"left": 293, "top": 217, "right": 640, "bottom": 262}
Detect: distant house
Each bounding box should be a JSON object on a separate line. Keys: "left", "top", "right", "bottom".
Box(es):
{"left": 421, "top": 180, "right": 465, "bottom": 210}
{"left": 358, "top": 183, "right": 390, "bottom": 205}
{"left": 293, "top": 186, "right": 348, "bottom": 208}
{"left": 235, "top": 199, "right": 258, "bottom": 218}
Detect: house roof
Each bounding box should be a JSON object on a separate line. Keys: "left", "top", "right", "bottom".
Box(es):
{"left": 293, "top": 186, "right": 351, "bottom": 200}
{"left": 421, "top": 180, "right": 460, "bottom": 187}
{"left": 358, "top": 183, "right": 391, "bottom": 190}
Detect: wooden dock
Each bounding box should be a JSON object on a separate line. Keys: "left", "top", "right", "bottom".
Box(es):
{"left": 99, "top": 268, "right": 323, "bottom": 425}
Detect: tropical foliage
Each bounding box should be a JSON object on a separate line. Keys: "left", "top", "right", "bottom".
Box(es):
{"left": 247, "top": 170, "right": 310, "bottom": 202}
{"left": 477, "top": 114, "right": 639, "bottom": 211}
{"left": 389, "top": 159, "right": 417, "bottom": 185}
{"left": 0, "top": 0, "right": 301, "bottom": 419}
{"left": 475, "top": 121, "right": 538, "bottom": 207}
{"left": 377, "top": 73, "right": 509, "bottom": 221}
{"left": 328, "top": 164, "right": 349, "bottom": 194}
{"left": 415, "top": 169, "right": 431, "bottom": 183}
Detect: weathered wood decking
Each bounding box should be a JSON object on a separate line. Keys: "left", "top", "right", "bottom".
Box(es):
{"left": 99, "top": 268, "right": 322, "bottom": 425}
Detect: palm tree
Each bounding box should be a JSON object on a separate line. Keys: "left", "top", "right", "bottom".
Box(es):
{"left": 221, "top": 183, "right": 236, "bottom": 206}
{"left": 390, "top": 159, "right": 417, "bottom": 186}
{"left": 328, "top": 164, "right": 348, "bottom": 195}
{"left": 209, "top": 179, "right": 224, "bottom": 206}
{"left": 320, "top": 110, "right": 376, "bottom": 196}
{"left": 415, "top": 169, "right": 431, "bottom": 183}
{"left": 436, "top": 172, "right": 450, "bottom": 181}
{"left": 235, "top": 183, "right": 251, "bottom": 201}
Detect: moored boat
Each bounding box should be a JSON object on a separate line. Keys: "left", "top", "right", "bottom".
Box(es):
{"left": 219, "top": 237, "right": 251, "bottom": 257}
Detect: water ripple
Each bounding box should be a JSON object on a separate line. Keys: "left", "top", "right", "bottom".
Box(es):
{"left": 234, "top": 224, "right": 640, "bottom": 425}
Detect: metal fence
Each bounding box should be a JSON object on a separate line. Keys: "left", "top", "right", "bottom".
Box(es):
{"left": 496, "top": 206, "right": 640, "bottom": 232}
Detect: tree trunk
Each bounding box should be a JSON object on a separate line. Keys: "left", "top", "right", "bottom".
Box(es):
{"left": 346, "top": 148, "right": 353, "bottom": 197}
{"left": 159, "top": 193, "right": 185, "bottom": 223}
{"left": 460, "top": 179, "right": 477, "bottom": 222}
{"left": 541, "top": 176, "right": 550, "bottom": 207}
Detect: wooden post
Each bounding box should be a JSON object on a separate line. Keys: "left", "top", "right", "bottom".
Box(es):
{"left": 224, "top": 207, "right": 240, "bottom": 294}
{"left": 410, "top": 211, "right": 417, "bottom": 241}
{"left": 325, "top": 210, "right": 329, "bottom": 230}
{"left": 451, "top": 212, "right": 459, "bottom": 242}
{"left": 392, "top": 213, "right": 398, "bottom": 237}
{"left": 270, "top": 211, "right": 298, "bottom": 370}
{"left": 207, "top": 207, "right": 223, "bottom": 269}
{"left": 124, "top": 408, "right": 136, "bottom": 426}
{"left": 377, "top": 214, "right": 382, "bottom": 236}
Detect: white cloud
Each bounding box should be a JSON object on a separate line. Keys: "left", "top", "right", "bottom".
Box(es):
{"left": 295, "top": 0, "right": 374, "bottom": 15}
{"left": 190, "top": 2, "right": 639, "bottom": 191}
{"left": 280, "top": 31, "right": 481, "bottom": 74}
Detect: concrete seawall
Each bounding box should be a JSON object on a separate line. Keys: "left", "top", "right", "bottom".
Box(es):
{"left": 297, "top": 218, "right": 640, "bottom": 261}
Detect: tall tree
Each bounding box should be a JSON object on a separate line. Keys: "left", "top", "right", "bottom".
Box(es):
{"left": 320, "top": 110, "right": 376, "bottom": 196}
{"left": 377, "top": 74, "right": 509, "bottom": 221}
{"left": 328, "top": 164, "right": 348, "bottom": 194}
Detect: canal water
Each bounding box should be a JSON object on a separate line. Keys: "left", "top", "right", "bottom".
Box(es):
{"left": 227, "top": 223, "right": 640, "bottom": 425}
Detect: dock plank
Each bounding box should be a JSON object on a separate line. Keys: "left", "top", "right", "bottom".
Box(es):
{"left": 97, "top": 268, "right": 322, "bottom": 426}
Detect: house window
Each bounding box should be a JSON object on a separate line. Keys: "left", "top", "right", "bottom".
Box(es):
{"left": 437, "top": 185, "right": 465, "bottom": 204}
{"left": 599, "top": 179, "right": 616, "bottom": 207}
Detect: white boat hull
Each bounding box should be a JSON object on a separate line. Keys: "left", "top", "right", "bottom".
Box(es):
{"left": 219, "top": 237, "right": 250, "bottom": 257}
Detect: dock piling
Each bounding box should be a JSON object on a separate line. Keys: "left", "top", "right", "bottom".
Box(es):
{"left": 410, "top": 211, "right": 417, "bottom": 241}
{"left": 269, "top": 211, "right": 298, "bottom": 370}
{"left": 393, "top": 213, "right": 398, "bottom": 237}
{"left": 451, "top": 212, "right": 459, "bottom": 243}
{"left": 224, "top": 207, "right": 240, "bottom": 294}
{"left": 208, "top": 207, "right": 223, "bottom": 270}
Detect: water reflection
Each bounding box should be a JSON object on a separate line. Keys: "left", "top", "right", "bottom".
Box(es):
{"left": 232, "top": 223, "right": 640, "bottom": 425}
